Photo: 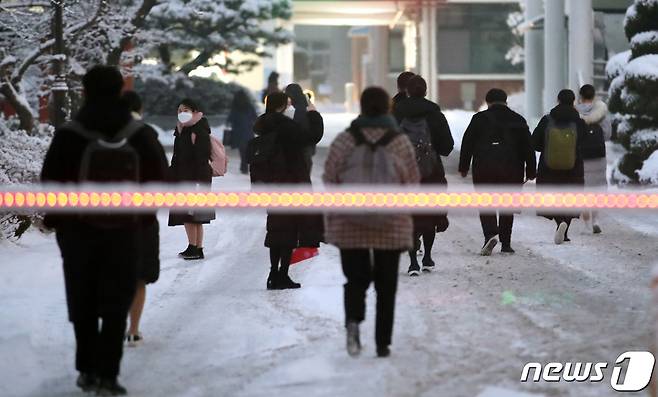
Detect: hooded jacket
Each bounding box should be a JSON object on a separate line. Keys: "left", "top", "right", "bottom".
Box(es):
{"left": 576, "top": 99, "right": 612, "bottom": 140}
{"left": 532, "top": 104, "right": 588, "bottom": 186}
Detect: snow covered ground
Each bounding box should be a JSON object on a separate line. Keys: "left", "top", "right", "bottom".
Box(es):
{"left": 1, "top": 113, "right": 656, "bottom": 397}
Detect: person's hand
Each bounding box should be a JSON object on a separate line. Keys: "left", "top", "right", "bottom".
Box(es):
{"left": 307, "top": 103, "right": 317, "bottom": 112}
{"left": 460, "top": 171, "right": 468, "bottom": 178}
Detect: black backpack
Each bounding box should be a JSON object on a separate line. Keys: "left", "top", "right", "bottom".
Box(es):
{"left": 247, "top": 132, "right": 287, "bottom": 184}
{"left": 474, "top": 113, "right": 518, "bottom": 176}
{"left": 399, "top": 117, "right": 438, "bottom": 178}
{"left": 580, "top": 123, "right": 606, "bottom": 159}
{"left": 65, "top": 120, "right": 144, "bottom": 228}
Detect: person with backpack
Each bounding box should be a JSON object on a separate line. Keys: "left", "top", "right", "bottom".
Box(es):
{"left": 249, "top": 92, "right": 324, "bottom": 290}
{"left": 576, "top": 84, "right": 611, "bottom": 234}
{"left": 323, "top": 87, "right": 420, "bottom": 358}
{"left": 168, "top": 98, "right": 216, "bottom": 260}
{"left": 459, "top": 88, "right": 536, "bottom": 255}
{"left": 41, "top": 66, "right": 168, "bottom": 395}
{"left": 227, "top": 89, "right": 258, "bottom": 174}
{"left": 395, "top": 75, "right": 454, "bottom": 276}
{"left": 392, "top": 71, "right": 415, "bottom": 123}
{"left": 532, "top": 89, "right": 588, "bottom": 244}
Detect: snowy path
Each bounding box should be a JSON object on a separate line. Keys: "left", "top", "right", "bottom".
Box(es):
{"left": 2, "top": 148, "right": 658, "bottom": 397}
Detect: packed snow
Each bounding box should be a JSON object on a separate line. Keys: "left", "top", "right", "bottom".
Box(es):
{"left": 1, "top": 125, "right": 657, "bottom": 396}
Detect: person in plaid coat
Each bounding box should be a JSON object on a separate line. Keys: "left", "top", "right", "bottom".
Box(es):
{"left": 323, "top": 87, "right": 420, "bottom": 358}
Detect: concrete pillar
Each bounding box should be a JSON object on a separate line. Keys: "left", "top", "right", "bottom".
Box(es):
{"left": 275, "top": 21, "right": 295, "bottom": 87}
{"left": 369, "top": 26, "right": 390, "bottom": 89}
{"left": 524, "top": 0, "right": 544, "bottom": 121}
{"left": 568, "top": 0, "right": 594, "bottom": 92}
{"left": 420, "top": 4, "right": 439, "bottom": 103}
{"left": 544, "top": 0, "right": 567, "bottom": 110}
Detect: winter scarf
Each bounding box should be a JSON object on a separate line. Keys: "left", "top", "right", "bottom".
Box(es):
{"left": 176, "top": 111, "right": 204, "bottom": 134}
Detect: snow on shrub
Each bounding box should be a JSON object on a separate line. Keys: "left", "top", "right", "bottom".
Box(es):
{"left": 0, "top": 119, "right": 53, "bottom": 240}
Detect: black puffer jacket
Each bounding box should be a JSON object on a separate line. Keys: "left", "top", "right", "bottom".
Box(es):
{"left": 170, "top": 117, "right": 212, "bottom": 184}
{"left": 459, "top": 104, "right": 536, "bottom": 185}
{"left": 532, "top": 104, "right": 588, "bottom": 186}
{"left": 394, "top": 96, "right": 454, "bottom": 184}
{"left": 252, "top": 110, "right": 324, "bottom": 184}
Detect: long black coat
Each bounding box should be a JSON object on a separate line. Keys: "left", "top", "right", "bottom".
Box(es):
{"left": 532, "top": 104, "right": 588, "bottom": 220}
{"left": 41, "top": 100, "right": 169, "bottom": 318}
{"left": 395, "top": 96, "right": 454, "bottom": 233}
{"left": 168, "top": 117, "right": 216, "bottom": 225}
{"left": 252, "top": 111, "right": 324, "bottom": 248}
{"left": 459, "top": 104, "right": 536, "bottom": 185}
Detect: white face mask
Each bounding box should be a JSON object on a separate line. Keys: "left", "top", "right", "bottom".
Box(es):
{"left": 283, "top": 107, "right": 295, "bottom": 119}
{"left": 178, "top": 111, "right": 193, "bottom": 124}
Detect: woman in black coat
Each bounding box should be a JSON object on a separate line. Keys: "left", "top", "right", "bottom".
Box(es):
{"left": 395, "top": 76, "right": 454, "bottom": 276}
{"left": 251, "top": 92, "right": 324, "bottom": 290}
{"left": 532, "top": 89, "right": 588, "bottom": 244}
{"left": 168, "top": 98, "right": 215, "bottom": 260}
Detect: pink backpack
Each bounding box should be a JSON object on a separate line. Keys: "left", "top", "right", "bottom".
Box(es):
{"left": 192, "top": 132, "right": 228, "bottom": 177}
{"left": 209, "top": 135, "right": 227, "bottom": 177}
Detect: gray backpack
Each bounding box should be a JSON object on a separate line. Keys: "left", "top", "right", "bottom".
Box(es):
{"left": 336, "top": 128, "right": 402, "bottom": 227}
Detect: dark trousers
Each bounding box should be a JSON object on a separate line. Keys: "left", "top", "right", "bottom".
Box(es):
{"left": 479, "top": 211, "right": 514, "bottom": 245}
{"left": 340, "top": 249, "right": 400, "bottom": 348}
{"left": 239, "top": 143, "right": 249, "bottom": 173}
{"left": 56, "top": 226, "right": 138, "bottom": 379}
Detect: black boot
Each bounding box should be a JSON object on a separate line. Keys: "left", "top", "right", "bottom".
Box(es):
{"left": 501, "top": 243, "right": 515, "bottom": 254}
{"left": 96, "top": 378, "right": 127, "bottom": 396}
{"left": 346, "top": 321, "right": 361, "bottom": 357}
{"left": 183, "top": 246, "right": 204, "bottom": 260}
{"left": 178, "top": 244, "right": 196, "bottom": 257}
{"left": 266, "top": 270, "right": 278, "bottom": 290}
{"left": 76, "top": 372, "right": 97, "bottom": 392}
{"left": 376, "top": 345, "right": 391, "bottom": 358}
{"left": 278, "top": 274, "right": 301, "bottom": 289}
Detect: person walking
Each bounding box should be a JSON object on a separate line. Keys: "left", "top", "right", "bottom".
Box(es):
{"left": 227, "top": 89, "right": 258, "bottom": 174}
{"left": 121, "top": 90, "right": 162, "bottom": 348}
{"left": 41, "top": 66, "right": 168, "bottom": 395}
{"left": 576, "top": 84, "right": 611, "bottom": 234}
{"left": 249, "top": 92, "right": 324, "bottom": 290}
{"left": 168, "top": 98, "right": 216, "bottom": 260}
{"left": 459, "top": 88, "right": 536, "bottom": 255}
{"left": 323, "top": 87, "right": 420, "bottom": 358}
{"left": 395, "top": 75, "right": 454, "bottom": 275}
{"left": 532, "top": 89, "right": 588, "bottom": 244}
{"left": 392, "top": 71, "right": 415, "bottom": 123}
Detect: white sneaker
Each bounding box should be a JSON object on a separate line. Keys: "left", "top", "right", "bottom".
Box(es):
{"left": 554, "top": 222, "right": 568, "bottom": 245}
{"left": 126, "top": 333, "right": 143, "bottom": 347}
{"left": 480, "top": 236, "right": 498, "bottom": 256}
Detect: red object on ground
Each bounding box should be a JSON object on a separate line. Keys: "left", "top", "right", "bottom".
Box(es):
{"left": 290, "top": 247, "right": 319, "bottom": 265}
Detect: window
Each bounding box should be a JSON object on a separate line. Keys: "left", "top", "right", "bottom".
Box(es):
{"left": 437, "top": 4, "right": 523, "bottom": 75}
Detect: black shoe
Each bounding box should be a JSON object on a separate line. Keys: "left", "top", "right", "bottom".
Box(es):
{"left": 407, "top": 262, "right": 421, "bottom": 277}
{"left": 376, "top": 345, "right": 390, "bottom": 358}
{"left": 346, "top": 321, "right": 361, "bottom": 357}
{"left": 96, "top": 378, "right": 127, "bottom": 396}
{"left": 422, "top": 257, "right": 435, "bottom": 272}
{"left": 178, "top": 244, "right": 196, "bottom": 257}
{"left": 592, "top": 224, "right": 602, "bottom": 234}
{"left": 76, "top": 372, "right": 97, "bottom": 392}
{"left": 266, "top": 270, "right": 278, "bottom": 290}
{"left": 480, "top": 236, "right": 498, "bottom": 256}
{"left": 501, "top": 245, "right": 515, "bottom": 254}
{"left": 182, "top": 247, "right": 204, "bottom": 260}
{"left": 278, "top": 274, "right": 301, "bottom": 289}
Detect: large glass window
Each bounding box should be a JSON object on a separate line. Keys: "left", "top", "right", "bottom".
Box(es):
{"left": 437, "top": 4, "right": 522, "bottom": 75}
